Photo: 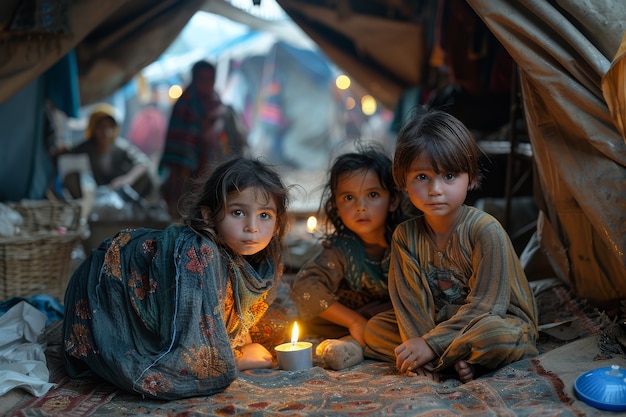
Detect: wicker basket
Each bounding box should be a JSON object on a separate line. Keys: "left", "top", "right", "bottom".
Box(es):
{"left": 0, "top": 200, "right": 82, "bottom": 300}
{"left": 9, "top": 199, "right": 81, "bottom": 233}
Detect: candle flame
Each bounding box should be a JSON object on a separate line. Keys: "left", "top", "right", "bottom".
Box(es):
{"left": 306, "top": 216, "right": 317, "bottom": 234}
{"left": 291, "top": 322, "right": 300, "bottom": 344}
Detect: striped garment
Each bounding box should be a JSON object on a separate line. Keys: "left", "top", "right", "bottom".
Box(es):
{"left": 365, "top": 205, "right": 538, "bottom": 371}
{"left": 158, "top": 88, "right": 246, "bottom": 217}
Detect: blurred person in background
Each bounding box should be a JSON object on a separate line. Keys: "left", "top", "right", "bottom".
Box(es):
{"left": 128, "top": 92, "right": 168, "bottom": 165}
{"left": 61, "top": 103, "right": 157, "bottom": 200}
{"left": 159, "top": 60, "right": 247, "bottom": 219}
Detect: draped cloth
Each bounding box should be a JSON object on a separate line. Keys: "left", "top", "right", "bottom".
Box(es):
{"left": 466, "top": 0, "right": 626, "bottom": 305}
{"left": 291, "top": 234, "right": 390, "bottom": 316}
{"left": 63, "top": 226, "right": 276, "bottom": 400}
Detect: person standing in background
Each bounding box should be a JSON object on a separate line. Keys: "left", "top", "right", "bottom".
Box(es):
{"left": 159, "top": 60, "right": 248, "bottom": 219}
{"left": 128, "top": 100, "right": 167, "bottom": 165}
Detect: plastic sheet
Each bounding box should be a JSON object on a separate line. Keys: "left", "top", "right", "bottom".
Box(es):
{"left": 0, "top": 301, "right": 55, "bottom": 397}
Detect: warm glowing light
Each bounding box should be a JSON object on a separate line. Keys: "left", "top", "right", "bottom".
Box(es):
{"left": 168, "top": 85, "right": 183, "bottom": 100}
{"left": 335, "top": 74, "right": 351, "bottom": 90}
{"left": 275, "top": 322, "right": 313, "bottom": 370}
{"left": 291, "top": 322, "right": 300, "bottom": 344}
{"left": 306, "top": 216, "right": 317, "bottom": 234}
{"left": 345, "top": 96, "right": 355, "bottom": 110}
{"left": 361, "top": 95, "right": 377, "bottom": 115}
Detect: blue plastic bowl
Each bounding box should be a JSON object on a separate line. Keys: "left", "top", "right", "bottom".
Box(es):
{"left": 574, "top": 365, "right": 626, "bottom": 411}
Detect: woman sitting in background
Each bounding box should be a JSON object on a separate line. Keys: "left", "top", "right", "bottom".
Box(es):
{"left": 62, "top": 103, "right": 156, "bottom": 200}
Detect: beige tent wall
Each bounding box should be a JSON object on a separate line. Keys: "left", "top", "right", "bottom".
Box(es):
{"left": 468, "top": 0, "right": 626, "bottom": 306}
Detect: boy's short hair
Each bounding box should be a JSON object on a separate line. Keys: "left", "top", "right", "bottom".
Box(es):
{"left": 393, "top": 108, "right": 483, "bottom": 190}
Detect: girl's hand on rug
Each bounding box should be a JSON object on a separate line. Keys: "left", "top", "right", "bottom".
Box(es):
{"left": 237, "top": 343, "right": 273, "bottom": 370}
{"left": 394, "top": 337, "right": 436, "bottom": 374}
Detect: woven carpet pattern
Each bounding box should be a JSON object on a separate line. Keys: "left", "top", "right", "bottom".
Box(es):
{"left": 8, "top": 358, "right": 584, "bottom": 416}
{"left": 5, "top": 279, "right": 611, "bottom": 416}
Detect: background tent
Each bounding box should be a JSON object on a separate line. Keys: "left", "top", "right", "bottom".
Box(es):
{"left": 0, "top": 0, "right": 303, "bottom": 201}
{"left": 238, "top": 41, "right": 342, "bottom": 169}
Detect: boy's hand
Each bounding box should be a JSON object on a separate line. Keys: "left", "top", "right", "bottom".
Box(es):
{"left": 394, "top": 337, "right": 436, "bottom": 374}
{"left": 406, "top": 364, "right": 440, "bottom": 382}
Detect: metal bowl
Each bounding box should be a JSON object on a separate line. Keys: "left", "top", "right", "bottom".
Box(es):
{"left": 574, "top": 365, "right": 626, "bottom": 411}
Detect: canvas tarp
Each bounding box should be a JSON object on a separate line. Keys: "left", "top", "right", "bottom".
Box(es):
{"left": 467, "top": 0, "right": 626, "bottom": 305}
{"left": 0, "top": 0, "right": 208, "bottom": 106}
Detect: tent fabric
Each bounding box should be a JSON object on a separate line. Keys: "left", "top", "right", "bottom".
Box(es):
{"left": 0, "top": 0, "right": 202, "bottom": 106}
{"left": 0, "top": 78, "right": 50, "bottom": 201}
{"left": 603, "top": 30, "right": 626, "bottom": 146}
{"left": 466, "top": 0, "right": 626, "bottom": 305}
{"left": 44, "top": 51, "right": 81, "bottom": 119}
{"left": 277, "top": 0, "right": 427, "bottom": 109}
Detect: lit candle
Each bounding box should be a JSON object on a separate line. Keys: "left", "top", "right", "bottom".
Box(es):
{"left": 306, "top": 216, "right": 317, "bottom": 235}
{"left": 275, "top": 322, "right": 312, "bottom": 371}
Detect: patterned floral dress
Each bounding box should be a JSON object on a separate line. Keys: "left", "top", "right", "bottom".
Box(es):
{"left": 290, "top": 231, "right": 391, "bottom": 339}
{"left": 63, "top": 225, "right": 276, "bottom": 400}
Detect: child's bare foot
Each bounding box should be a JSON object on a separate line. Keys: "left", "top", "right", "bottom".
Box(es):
{"left": 455, "top": 360, "right": 475, "bottom": 383}
{"left": 406, "top": 366, "right": 440, "bottom": 382}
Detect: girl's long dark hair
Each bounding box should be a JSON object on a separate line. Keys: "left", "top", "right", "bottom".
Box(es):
{"left": 179, "top": 156, "right": 291, "bottom": 267}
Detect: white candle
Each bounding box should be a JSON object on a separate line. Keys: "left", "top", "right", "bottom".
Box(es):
{"left": 276, "top": 342, "right": 313, "bottom": 352}
{"left": 275, "top": 322, "right": 312, "bottom": 371}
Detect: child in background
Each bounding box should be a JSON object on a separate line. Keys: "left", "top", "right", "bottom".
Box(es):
{"left": 291, "top": 146, "right": 404, "bottom": 370}
{"left": 365, "top": 108, "right": 538, "bottom": 382}
{"left": 63, "top": 157, "right": 291, "bottom": 399}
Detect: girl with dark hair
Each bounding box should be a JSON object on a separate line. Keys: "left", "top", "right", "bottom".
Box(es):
{"left": 291, "top": 145, "right": 405, "bottom": 370}
{"left": 63, "top": 157, "right": 291, "bottom": 399}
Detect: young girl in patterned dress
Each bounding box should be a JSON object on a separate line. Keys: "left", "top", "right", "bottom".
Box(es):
{"left": 365, "top": 108, "right": 538, "bottom": 382}
{"left": 290, "top": 146, "right": 405, "bottom": 370}
{"left": 63, "top": 157, "right": 291, "bottom": 399}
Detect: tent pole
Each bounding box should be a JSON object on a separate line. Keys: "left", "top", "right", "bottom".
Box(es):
{"left": 503, "top": 62, "right": 519, "bottom": 232}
